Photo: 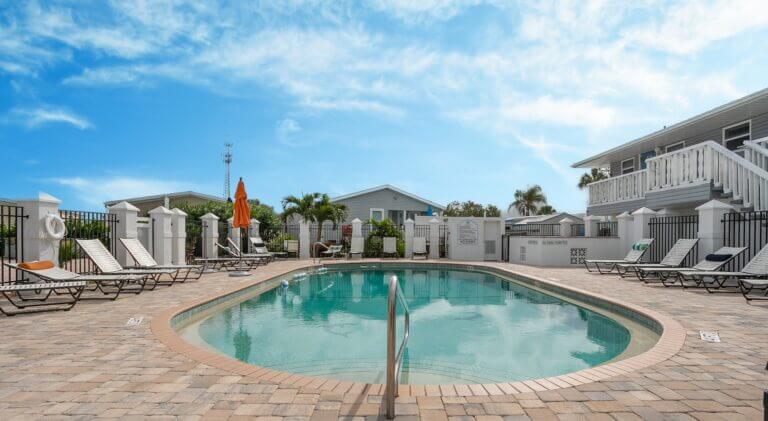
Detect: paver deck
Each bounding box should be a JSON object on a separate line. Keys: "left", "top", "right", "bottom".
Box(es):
{"left": 1, "top": 260, "right": 766, "bottom": 420}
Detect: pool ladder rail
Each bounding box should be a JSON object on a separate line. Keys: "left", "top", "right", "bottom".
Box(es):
{"left": 385, "top": 275, "right": 410, "bottom": 419}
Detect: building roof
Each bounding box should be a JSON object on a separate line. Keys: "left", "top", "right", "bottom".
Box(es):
{"left": 506, "top": 212, "right": 584, "bottom": 225}
{"left": 331, "top": 184, "right": 445, "bottom": 210}
{"left": 0, "top": 198, "right": 16, "bottom": 205}
{"left": 104, "top": 191, "right": 224, "bottom": 207}
{"left": 572, "top": 87, "right": 768, "bottom": 168}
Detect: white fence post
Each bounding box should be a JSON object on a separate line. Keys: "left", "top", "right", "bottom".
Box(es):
{"left": 227, "top": 217, "right": 240, "bottom": 249}
{"left": 200, "top": 213, "right": 219, "bottom": 258}
{"left": 616, "top": 212, "right": 634, "bottom": 253}
{"left": 248, "top": 219, "right": 260, "bottom": 252}
{"left": 108, "top": 201, "right": 139, "bottom": 266}
{"left": 351, "top": 218, "right": 362, "bottom": 238}
{"left": 584, "top": 215, "right": 601, "bottom": 237}
{"left": 404, "top": 219, "right": 414, "bottom": 258}
{"left": 299, "top": 219, "right": 310, "bottom": 259}
{"left": 631, "top": 207, "right": 657, "bottom": 262}
{"left": 428, "top": 218, "right": 440, "bottom": 259}
{"left": 149, "top": 206, "right": 173, "bottom": 265}
{"left": 559, "top": 217, "right": 575, "bottom": 238}
{"left": 17, "top": 193, "right": 62, "bottom": 264}
{"left": 171, "top": 208, "right": 187, "bottom": 265}
{"left": 696, "top": 200, "right": 734, "bottom": 258}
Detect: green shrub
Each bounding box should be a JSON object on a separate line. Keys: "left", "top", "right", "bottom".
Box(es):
{"left": 364, "top": 236, "right": 382, "bottom": 257}
{"left": 59, "top": 242, "right": 77, "bottom": 264}
{"left": 267, "top": 233, "right": 294, "bottom": 252}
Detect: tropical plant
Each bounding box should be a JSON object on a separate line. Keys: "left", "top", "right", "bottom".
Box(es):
{"left": 281, "top": 193, "right": 320, "bottom": 224}
{"left": 536, "top": 205, "right": 557, "bottom": 215}
{"left": 578, "top": 168, "right": 609, "bottom": 189}
{"left": 509, "top": 185, "right": 546, "bottom": 216}
{"left": 444, "top": 201, "right": 501, "bottom": 217}
{"left": 362, "top": 218, "right": 405, "bottom": 257}
{"left": 311, "top": 194, "right": 347, "bottom": 243}
{"left": 176, "top": 199, "right": 282, "bottom": 242}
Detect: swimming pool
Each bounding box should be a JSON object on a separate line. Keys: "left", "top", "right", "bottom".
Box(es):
{"left": 177, "top": 265, "right": 659, "bottom": 384}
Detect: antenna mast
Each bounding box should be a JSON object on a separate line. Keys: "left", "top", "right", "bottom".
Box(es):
{"left": 223, "top": 143, "right": 233, "bottom": 202}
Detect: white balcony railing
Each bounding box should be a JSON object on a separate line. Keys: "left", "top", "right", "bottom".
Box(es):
{"left": 587, "top": 169, "right": 646, "bottom": 206}
{"left": 588, "top": 140, "right": 768, "bottom": 211}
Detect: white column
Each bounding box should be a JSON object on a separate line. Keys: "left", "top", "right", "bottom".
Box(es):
{"left": 149, "top": 206, "right": 173, "bottom": 265}
{"left": 170, "top": 208, "right": 187, "bottom": 265}
{"left": 404, "top": 219, "right": 414, "bottom": 258}
{"left": 200, "top": 213, "right": 219, "bottom": 258}
{"left": 108, "top": 201, "right": 139, "bottom": 266}
{"left": 616, "top": 212, "right": 634, "bottom": 253}
{"left": 695, "top": 200, "right": 734, "bottom": 258}
{"left": 299, "top": 218, "right": 310, "bottom": 259}
{"left": 248, "top": 219, "right": 261, "bottom": 251}
{"left": 631, "top": 207, "right": 657, "bottom": 262}
{"left": 559, "top": 217, "right": 575, "bottom": 238}
{"left": 227, "top": 217, "right": 240, "bottom": 248}
{"left": 584, "top": 215, "right": 601, "bottom": 238}
{"left": 351, "top": 218, "right": 362, "bottom": 238}
{"left": 428, "top": 218, "right": 440, "bottom": 259}
{"left": 17, "top": 193, "right": 61, "bottom": 264}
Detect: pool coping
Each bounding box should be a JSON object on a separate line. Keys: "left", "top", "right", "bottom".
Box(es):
{"left": 150, "top": 260, "right": 687, "bottom": 397}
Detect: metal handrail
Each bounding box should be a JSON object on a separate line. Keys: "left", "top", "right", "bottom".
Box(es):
{"left": 385, "top": 275, "right": 409, "bottom": 419}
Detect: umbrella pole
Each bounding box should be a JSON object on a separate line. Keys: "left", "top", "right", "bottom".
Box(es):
{"left": 229, "top": 229, "right": 251, "bottom": 277}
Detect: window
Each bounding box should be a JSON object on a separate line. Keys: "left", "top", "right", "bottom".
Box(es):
{"left": 370, "top": 208, "right": 384, "bottom": 222}
{"left": 620, "top": 158, "right": 634, "bottom": 174}
{"left": 387, "top": 210, "right": 405, "bottom": 226}
{"left": 405, "top": 210, "right": 423, "bottom": 221}
{"left": 639, "top": 150, "right": 656, "bottom": 170}
{"left": 665, "top": 141, "right": 685, "bottom": 153}
{"left": 723, "top": 120, "right": 751, "bottom": 151}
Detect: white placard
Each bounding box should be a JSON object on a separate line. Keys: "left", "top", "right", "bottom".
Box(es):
{"left": 457, "top": 220, "right": 478, "bottom": 245}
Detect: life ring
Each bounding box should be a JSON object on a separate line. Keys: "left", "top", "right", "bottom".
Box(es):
{"left": 43, "top": 214, "right": 67, "bottom": 240}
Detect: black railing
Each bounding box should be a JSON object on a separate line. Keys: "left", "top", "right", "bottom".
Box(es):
{"left": 722, "top": 211, "right": 768, "bottom": 271}
{"left": 438, "top": 224, "right": 447, "bottom": 258}
{"left": 185, "top": 219, "right": 204, "bottom": 262}
{"left": 596, "top": 221, "right": 618, "bottom": 237}
{"left": 309, "top": 224, "right": 343, "bottom": 244}
{"left": 501, "top": 234, "right": 510, "bottom": 261}
{"left": 509, "top": 224, "right": 561, "bottom": 237}
{"left": 570, "top": 224, "right": 585, "bottom": 236}
{"left": 647, "top": 215, "right": 699, "bottom": 266}
{"left": 1, "top": 205, "right": 27, "bottom": 285}
{"left": 59, "top": 210, "right": 119, "bottom": 274}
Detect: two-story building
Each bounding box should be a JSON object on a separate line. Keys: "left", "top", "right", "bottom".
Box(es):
{"left": 573, "top": 87, "right": 768, "bottom": 216}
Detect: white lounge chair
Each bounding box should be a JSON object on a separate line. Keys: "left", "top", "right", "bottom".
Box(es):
{"left": 382, "top": 237, "right": 398, "bottom": 258}
{"left": 641, "top": 246, "right": 747, "bottom": 286}
{"left": 616, "top": 238, "right": 698, "bottom": 279}
{"left": 249, "top": 237, "right": 276, "bottom": 261}
{"left": 320, "top": 244, "right": 344, "bottom": 259}
{"left": 673, "top": 243, "right": 768, "bottom": 292}
{"left": 348, "top": 237, "right": 364, "bottom": 259}
{"left": 226, "top": 238, "right": 271, "bottom": 263}
{"left": 584, "top": 239, "right": 654, "bottom": 274}
{"left": 738, "top": 278, "right": 768, "bottom": 303}
{"left": 75, "top": 239, "right": 176, "bottom": 288}
{"left": 285, "top": 240, "right": 299, "bottom": 259}
{"left": 412, "top": 237, "right": 427, "bottom": 259}
{"left": 6, "top": 262, "right": 146, "bottom": 301}
{"left": 119, "top": 238, "right": 204, "bottom": 282}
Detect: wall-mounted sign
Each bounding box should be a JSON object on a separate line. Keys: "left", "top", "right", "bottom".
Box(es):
{"left": 457, "top": 220, "right": 478, "bottom": 245}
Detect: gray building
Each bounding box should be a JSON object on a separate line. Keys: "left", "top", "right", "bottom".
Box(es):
{"left": 104, "top": 191, "right": 225, "bottom": 216}
{"left": 331, "top": 185, "right": 445, "bottom": 225}
{"left": 573, "top": 87, "right": 768, "bottom": 216}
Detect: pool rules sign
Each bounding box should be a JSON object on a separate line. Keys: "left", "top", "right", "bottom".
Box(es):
{"left": 457, "top": 220, "right": 478, "bottom": 245}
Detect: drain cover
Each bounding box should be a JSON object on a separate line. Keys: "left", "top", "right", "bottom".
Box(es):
{"left": 699, "top": 330, "right": 721, "bottom": 343}
{"left": 126, "top": 317, "right": 144, "bottom": 327}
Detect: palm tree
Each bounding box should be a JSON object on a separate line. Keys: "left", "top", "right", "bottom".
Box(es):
{"left": 536, "top": 205, "right": 556, "bottom": 215}
{"left": 509, "top": 185, "right": 546, "bottom": 216}
{"left": 578, "top": 168, "right": 609, "bottom": 189}
{"left": 312, "top": 194, "right": 347, "bottom": 243}
{"left": 281, "top": 193, "right": 320, "bottom": 223}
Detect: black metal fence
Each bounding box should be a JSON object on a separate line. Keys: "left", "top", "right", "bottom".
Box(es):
{"left": 501, "top": 234, "right": 510, "bottom": 261}
{"left": 59, "top": 210, "right": 119, "bottom": 274}
{"left": 439, "top": 224, "right": 447, "bottom": 258}
{"left": 596, "top": 221, "right": 618, "bottom": 237}
{"left": 185, "top": 219, "right": 204, "bottom": 262}
{"left": 508, "top": 224, "right": 561, "bottom": 237}
{"left": 722, "top": 210, "right": 768, "bottom": 271}
{"left": 1, "top": 205, "right": 26, "bottom": 285}
{"left": 647, "top": 215, "right": 699, "bottom": 266}
{"left": 309, "top": 224, "right": 343, "bottom": 244}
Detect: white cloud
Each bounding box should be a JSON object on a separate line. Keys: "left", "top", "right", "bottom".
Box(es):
{"left": 276, "top": 118, "right": 302, "bottom": 146}
{"left": 499, "top": 96, "right": 617, "bottom": 129}
{"left": 366, "top": 0, "right": 483, "bottom": 23}
{"left": 8, "top": 107, "right": 93, "bottom": 130}
{"left": 49, "top": 176, "right": 198, "bottom": 207}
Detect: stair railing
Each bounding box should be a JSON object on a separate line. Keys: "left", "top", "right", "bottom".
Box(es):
{"left": 743, "top": 136, "right": 768, "bottom": 171}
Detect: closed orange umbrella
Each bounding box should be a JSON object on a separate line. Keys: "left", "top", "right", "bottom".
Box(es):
{"left": 232, "top": 178, "right": 250, "bottom": 229}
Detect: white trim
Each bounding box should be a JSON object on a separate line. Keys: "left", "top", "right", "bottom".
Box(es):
{"left": 370, "top": 208, "right": 385, "bottom": 222}
{"left": 665, "top": 141, "right": 686, "bottom": 153}
{"left": 722, "top": 119, "right": 751, "bottom": 148}
{"left": 332, "top": 184, "right": 445, "bottom": 210}
{"left": 620, "top": 158, "right": 635, "bottom": 174}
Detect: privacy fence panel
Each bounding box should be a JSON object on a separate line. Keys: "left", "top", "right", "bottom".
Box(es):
{"left": 722, "top": 211, "right": 768, "bottom": 271}
{"left": 0, "top": 205, "right": 26, "bottom": 285}
{"left": 59, "top": 210, "right": 119, "bottom": 274}
{"left": 647, "top": 215, "right": 699, "bottom": 266}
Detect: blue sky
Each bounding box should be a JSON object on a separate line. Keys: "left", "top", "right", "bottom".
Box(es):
{"left": 2, "top": 1, "right": 768, "bottom": 212}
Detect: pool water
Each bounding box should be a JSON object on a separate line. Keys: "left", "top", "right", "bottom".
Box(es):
{"left": 185, "top": 267, "right": 635, "bottom": 384}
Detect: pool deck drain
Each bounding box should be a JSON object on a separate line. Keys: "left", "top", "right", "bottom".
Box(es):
{"left": 0, "top": 259, "right": 766, "bottom": 420}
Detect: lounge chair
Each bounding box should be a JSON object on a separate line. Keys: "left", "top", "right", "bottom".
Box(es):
{"left": 285, "top": 240, "right": 299, "bottom": 259}
{"left": 348, "top": 237, "right": 364, "bottom": 259}
{"left": 584, "top": 239, "right": 654, "bottom": 274}
{"left": 382, "top": 237, "right": 398, "bottom": 258}
{"left": 412, "top": 237, "right": 428, "bottom": 260}
{"left": 6, "top": 262, "right": 147, "bottom": 301}
{"left": 638, "top": 246, "right": 747, "bottom": 286}
{"left": 225, "top": 238, "right": 271, "bottom": 263}
{"left": 320, "top": 244, "right": 344, "bottom": 259}
{"left": 738, "top": 278, "right": 768, "bottom": 303}
{"left": 616, "top": 238, "right": 698, "bottom": 279}
{"left": 671, "top": 243, "right": 768, "bottom": 292}
{"left": 0, "top": 281, "right": 86, "bottom": 316}
{"left": 119, "top": 238, "right": 204, "bottom": 282}
{"left": 249, "top": 237, "right": 276, "bottom": 262}
{"left": 214, "top": 243, "right": 264, "bottom": 269}
{"left": 75, "top": 239, "right": 176, "bottom": 288}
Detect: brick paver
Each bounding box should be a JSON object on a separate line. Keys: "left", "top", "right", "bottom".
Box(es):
{"left": 0, "top": 260, "right": 766, "bottom": 420}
